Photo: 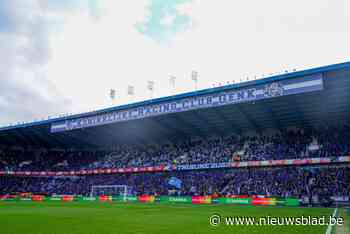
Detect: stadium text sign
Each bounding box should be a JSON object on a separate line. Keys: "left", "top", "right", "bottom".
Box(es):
{"left": 1, "top": 156, "right": 349, "bottom": 177}
{"left": 51, "top": 74, "right": 323, "bottom": 132}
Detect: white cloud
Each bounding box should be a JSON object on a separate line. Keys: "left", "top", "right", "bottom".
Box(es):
{"left": 2, "top": 0, "right": 350, "bottom": 125}
{"left": 0, "top": 0, "right": 72, "bottom": 126}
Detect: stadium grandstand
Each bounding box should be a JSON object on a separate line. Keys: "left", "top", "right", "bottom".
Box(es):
{"left": 1, "top": 62, "right": 350, "bottom": 234}
{"left": 1, "top": 61, "right": 349, "bottom": 202}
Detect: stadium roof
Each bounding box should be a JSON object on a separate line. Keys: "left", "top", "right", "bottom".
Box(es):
{"left": 1, "top": 61, "right": 350, "bottom": 148}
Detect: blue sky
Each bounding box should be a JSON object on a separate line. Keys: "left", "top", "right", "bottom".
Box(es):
{"left": 136, "top": 0, "right": 192, "bottom": 42}
{"left": 0, "top": 0, "right": 350, "bottom": 125}
{"left": 0, "top": 3, "right": 15, "bottom": 33}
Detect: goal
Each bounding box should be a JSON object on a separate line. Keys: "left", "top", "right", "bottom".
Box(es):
{"left": 90, "top": 185, "right": 132, "bottom": 201}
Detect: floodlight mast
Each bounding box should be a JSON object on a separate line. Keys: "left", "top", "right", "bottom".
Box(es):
{"left": 170, "top": 76, "right": 176, "bottom": 95}
{"left": 192, "top": 70, "right": 198, "bottom": 90}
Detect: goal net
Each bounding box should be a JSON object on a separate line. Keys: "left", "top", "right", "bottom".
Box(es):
{"left": 90, "top": 185, "right": 132, "bottom": 201}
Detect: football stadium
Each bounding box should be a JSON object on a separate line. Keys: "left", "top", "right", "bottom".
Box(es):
{"left": 1, "top": 1, "right": 350, "bottom": 233}
{"left": 1, "top": 61, "right": 350, "bottom": 234}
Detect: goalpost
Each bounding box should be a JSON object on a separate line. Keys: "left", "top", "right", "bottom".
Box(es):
{"left": 90, "top": 185, "right": 132, "bottom": 201}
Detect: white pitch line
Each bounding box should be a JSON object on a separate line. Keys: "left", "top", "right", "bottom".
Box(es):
{"left": 325, "top": 208, "right": 338, "bottom": 234}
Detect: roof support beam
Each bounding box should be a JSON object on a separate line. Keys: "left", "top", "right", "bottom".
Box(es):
{"left": 92, "top": 125, "right": 147, "bottom": 146}
{"left": 87, "top": 126, "right": 120, "bottom": 146}
{"left": 153, "top": 117, "right": 189, "bottom": 138}
{"left": 60, "top": 130, "right": 97, "bottom": 148}
{"left": 170, "top": 114, "right": 206, "bottom": 138}
{"left": 191, "top": 110, "right": 225, "bottom": 136}
{"left": 136, "top": 122, "right": 167, "bottom": 145}
{"left": 260, "top": 103, "right": 283, "bottom": 131}
{"left": 285, "top": 98, "right": 310, "bottom": 128}
{"left": 46, "top": 132, "right": 69, "bottom": 148}
{"left": 14, "top": 129, "right": 35, "bottom": 147}
{"left": 212, "top": 108, "right": 241, "bottom": 135}
{"left": 235, "top": 105, "right": 261, "bottom": 133}
{"left": 145, "top": 118, "right": 177, "bottom": 141}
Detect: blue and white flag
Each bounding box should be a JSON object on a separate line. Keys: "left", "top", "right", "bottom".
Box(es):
{"left": 168, "top": 177, "right": 182, "bottom": 189}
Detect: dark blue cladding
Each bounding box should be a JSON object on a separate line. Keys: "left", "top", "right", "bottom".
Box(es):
{"left": 51, "top": 74, "right": 323, "bottom": 133}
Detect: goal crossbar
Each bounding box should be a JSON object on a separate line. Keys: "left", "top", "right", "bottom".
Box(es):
{"left": 90, "top": 185, "right": 130, "bottom": 200}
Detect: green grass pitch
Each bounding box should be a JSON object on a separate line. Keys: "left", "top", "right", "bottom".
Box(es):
{"left": 0, "top": 202, "right": 346, "bottom": 234}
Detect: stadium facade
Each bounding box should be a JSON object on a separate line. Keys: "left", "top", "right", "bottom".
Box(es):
{"left": 1, "top": 61, "right": 349, "bottom": 146}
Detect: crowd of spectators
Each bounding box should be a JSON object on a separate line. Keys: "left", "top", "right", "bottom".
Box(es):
{"left": 1, "top": 126, "right": 349, "bottom": 201}
{"left": 1, "top": 126, "right": 349, "bottom": 172}
{"left": 0, "top": 166, "right": 349, "bottom": 198}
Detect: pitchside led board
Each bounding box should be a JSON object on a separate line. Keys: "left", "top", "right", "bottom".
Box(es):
{"left": 51, "top": 74, "right": 324, "bottom": 133}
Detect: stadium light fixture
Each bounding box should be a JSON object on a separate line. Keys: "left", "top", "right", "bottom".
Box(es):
{"left": 109, "top": 89, "right": 116, "bottom": 106}
{"left": 191, "top": 70, "right": 198, "bottom": 90}
{"left": 169, "top": 76, "right": 176, "bottom": 95}
{"left": 127, "top": 85, "right": 135, "bottom": 102}
{"left": 147, "top": 81, "right": 155, "bottom": 98}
